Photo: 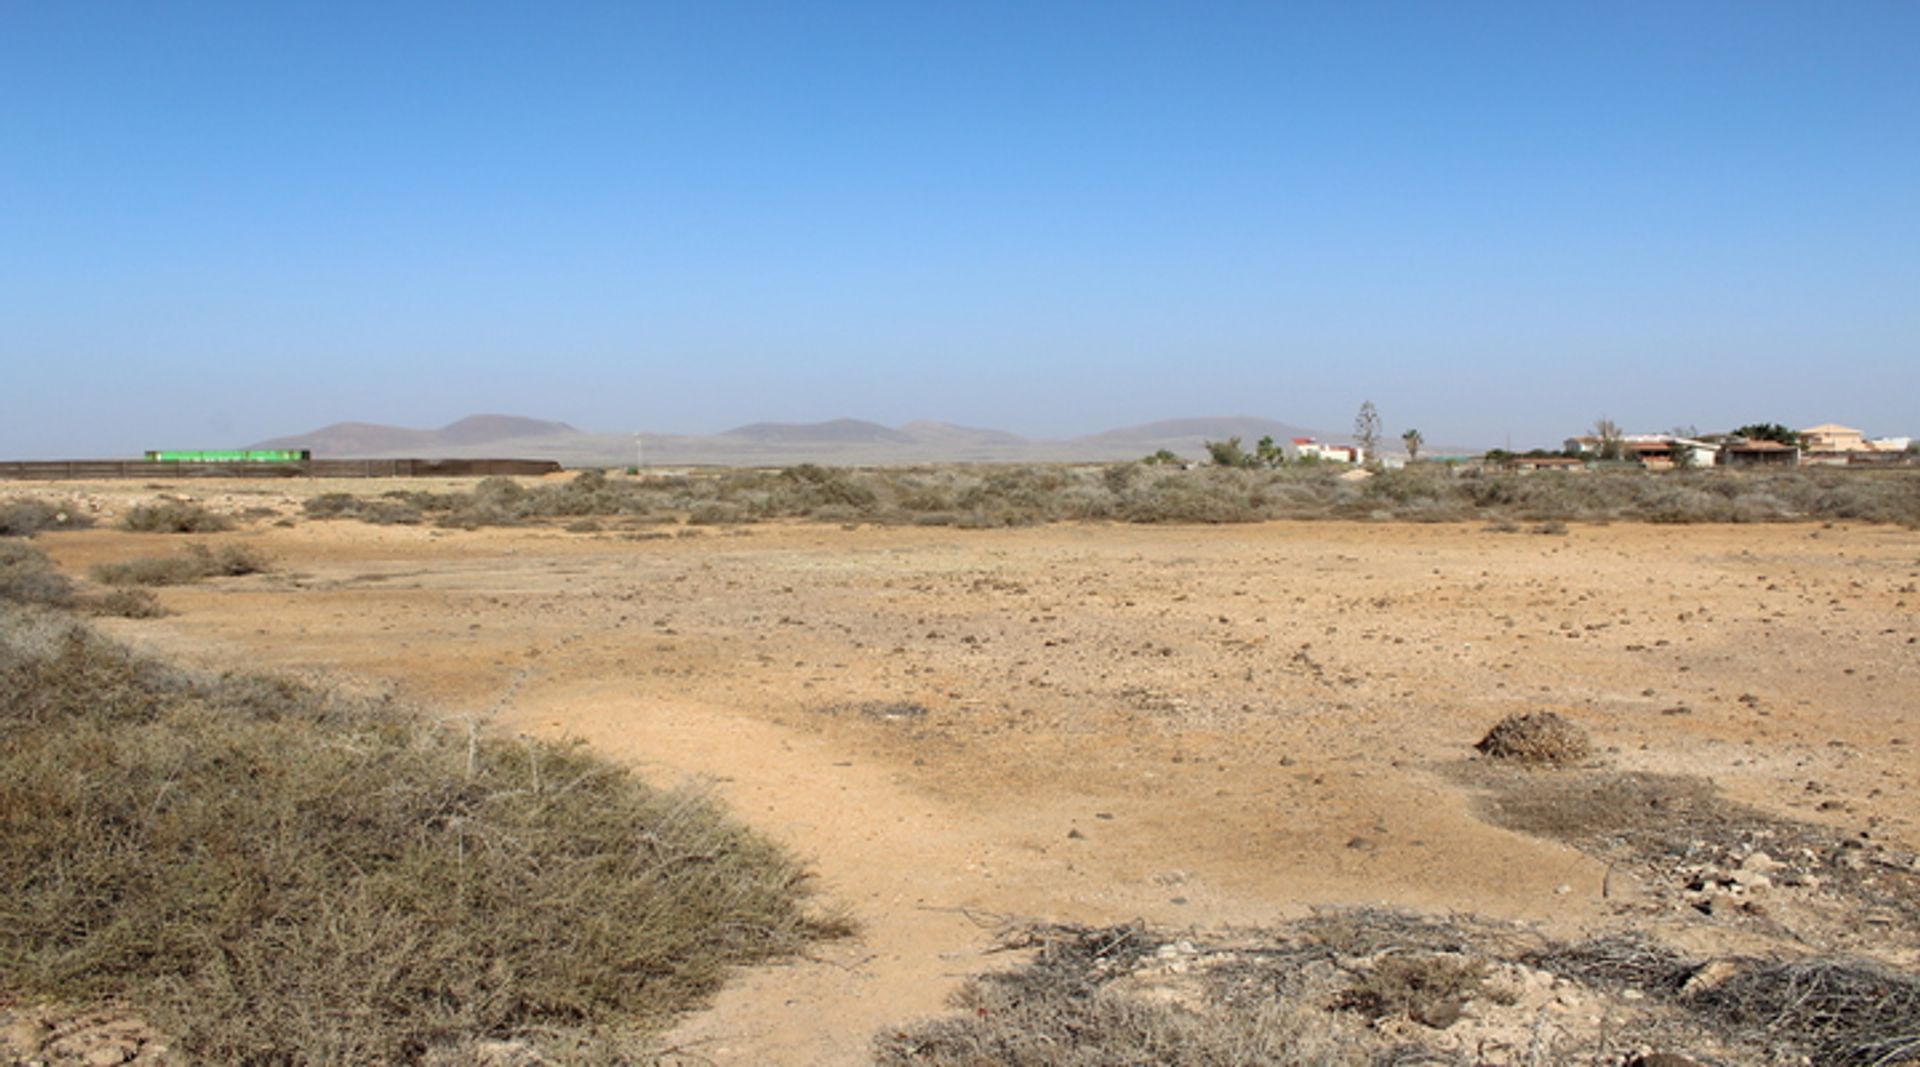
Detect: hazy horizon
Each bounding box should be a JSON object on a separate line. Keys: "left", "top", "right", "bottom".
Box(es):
{"left": 5, "top": 3, "right": 1916, "bottom": 459}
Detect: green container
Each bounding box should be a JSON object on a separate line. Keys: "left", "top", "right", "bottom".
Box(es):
{"left": 144, "top": 450, "right": 310, "bottom": 463}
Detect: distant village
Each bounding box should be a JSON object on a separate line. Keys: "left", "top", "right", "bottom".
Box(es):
{"left": 1267, "top": 422, "right": 1915, "bottom": 472}
{"left": 1507, "top": 422, "right": 1913, "bottom": 471}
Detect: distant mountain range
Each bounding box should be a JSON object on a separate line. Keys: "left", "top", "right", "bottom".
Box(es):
{"left": 254, "top": 415, "right": 579, "bottom": 456}
{"left": 252, "top": 413, "right": 1359, "bottom": 467}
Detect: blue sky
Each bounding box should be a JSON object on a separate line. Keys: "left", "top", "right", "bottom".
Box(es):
{"left": 3, "top": 1, "right": 1916, "bottom": 456}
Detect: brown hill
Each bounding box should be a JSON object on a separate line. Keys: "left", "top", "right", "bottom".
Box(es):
{"left": 720, "top": 419, "right": 915, "bottom": 445}
{"left": 253, "top": 415, "right": 578, "bottom": 456}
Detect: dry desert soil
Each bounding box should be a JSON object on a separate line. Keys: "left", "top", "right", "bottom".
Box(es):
{"left": 19, "top": 478, "right": 1920, "bottom": 1064}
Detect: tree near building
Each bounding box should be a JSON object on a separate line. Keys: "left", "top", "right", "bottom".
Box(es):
{"left": 1732, "top": 423, "right": 1799, "bottom": 447}
{"left": 1401, "top": 428, "right": 1424, "bottom": 463}
{"left": 1353, "top": 401, "right": 1382, "bottom": 466}
{"left": 1204, "top": 437, "right": 1256, "bottom": 468}
{"left": 1593, "top": 417, "right": 1625, "bottom": 461}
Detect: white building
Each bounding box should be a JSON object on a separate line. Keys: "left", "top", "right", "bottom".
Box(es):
{"left": 1284, "top": 436, "right": 1364, "bottom": 465}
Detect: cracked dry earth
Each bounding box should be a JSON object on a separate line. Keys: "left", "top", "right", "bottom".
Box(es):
{"left": 35, "top": 500, "right": 1920, "bottom": 1065}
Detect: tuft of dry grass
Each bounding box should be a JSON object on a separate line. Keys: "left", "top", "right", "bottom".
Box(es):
{"left": 0, "top": 541, "right": 76, "bottom": 608}
{"left": 90, "top": 543, "right": 270, "bottom": 587}
{"left": 0, "top": 609, "right": 841, "bottom": 1063}
{"left": 1476, "top": 711, "right": 1593, "bottom": 765}
{"left": 119, "top": 499, "right": 233, "bottom": 533}
{"left": 1333, "top": 953, "right": 1493, "bottom": 1023}
{"left": 302, "top": 492, "right": 425, "bottom": 525}
{"left": 85, "top": 587, "right": 169, "bottom": 619}
{"left": 0, "top": 498, "right": 93, "bottom": 537}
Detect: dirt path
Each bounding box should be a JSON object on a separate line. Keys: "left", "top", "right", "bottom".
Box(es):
{"left": 35, "top": 507, "right": 1920, "bottom": 1063}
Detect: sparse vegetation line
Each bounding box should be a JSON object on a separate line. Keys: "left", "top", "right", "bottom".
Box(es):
{"left": 293, "top": 464, "right": 1920, "bottom": 530}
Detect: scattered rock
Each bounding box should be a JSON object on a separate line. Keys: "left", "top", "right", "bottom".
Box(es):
{"left": 1410, "top": 997, "right": 1463, "bottom": 1029}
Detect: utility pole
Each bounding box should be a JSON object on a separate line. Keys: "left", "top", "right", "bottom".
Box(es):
{"left": 633, "top": 433, "right": 644, "bottom": 477}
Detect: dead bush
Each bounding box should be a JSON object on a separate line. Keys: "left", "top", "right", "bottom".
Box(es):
{"left": 119, "top": 499, "right": 232, "bottom": 533}
{"left": 0, "top": 541, "right": 75, "bottom": 608}
{"left": 1686, "top": 958, "right": 1920, "bottom": 1066}
{"left": 91, "top": 543, "right": 269, "bottom": 587}
{"left": 1476, "top": 710, "right": 1593, "bottom": 765}
{"left": 872, "top": 911, "right": 1787, "bottom": 1066}
{"left": 0, "top": 611, "right": 840, "bottom": 1063}
{"left": 303, "top": 492, "right": 424, "bottom": 524}
{"left": 86, "top": 588, "right": 169, "bottom": 619}
{"left": 1334, "top": 953, "right": 1493, "bottom": 1024}
{"left": 874, "top": 923, "right": 1369, "bottom": 1066}
{"left": 0, "top": 498, "right": 92, "bottom": 537}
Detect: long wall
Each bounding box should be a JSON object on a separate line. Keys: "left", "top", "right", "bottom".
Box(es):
{"left": 0, "top": 458, "right": 562, "bottom": 480}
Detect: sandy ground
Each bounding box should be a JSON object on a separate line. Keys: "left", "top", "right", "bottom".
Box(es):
{"left": 22, "top": 480, "right": 1920, "bottom": 1064}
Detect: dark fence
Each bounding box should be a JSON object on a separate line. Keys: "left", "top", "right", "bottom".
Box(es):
{"left": 0, "top": 458, "right": 562, "bottom": 480}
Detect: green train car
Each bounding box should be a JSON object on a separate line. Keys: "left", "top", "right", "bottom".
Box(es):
{"left": 144, "top": 450, "right": 311, "bottom": 463}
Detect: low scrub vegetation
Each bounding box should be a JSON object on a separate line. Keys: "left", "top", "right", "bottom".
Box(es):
{"left": 120, "top": 498, "right": 233, "bottom": 533}
{"left": 0, "top": 541, "right": 75, "bottom": 608}
{"left": 86, "top": 587, "right": 169, "bottom": 618}
{"left": 877, "top": 912, "right": 1920, "bottom": 1066}
{"left": 0, "top": 601, "right": 838, "bottom": 1062}
{"left": 299, "top": 466, "right": 1920, "bottom": 531}
{"left": 0, "top": 497, "right": 93, "bottom": 537}
{"left": 90, "top": 543, "right": 270, "bottom": 586}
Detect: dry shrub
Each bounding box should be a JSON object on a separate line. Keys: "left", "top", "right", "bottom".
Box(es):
{"left": 1469, "top": 765, "right": 1920, "bottom": 941}
{"left": 0, "top": 613, "right": 838, "bottom": 1062}
{"left": 875, "top": 982, "right": 1364, "bottom": 1067}
{"left": 877, "top": 910, "right": 1919, "bottom": 1066}
{"left": 90, "top": 543, "right": 269, "bottom": 586}
{"left": 303, "top": 492, "right": 424, "bottom": 525}
{"left": 1526, "top": 933, "right": 1694, "bottom": 995}
{"left": 0, "top": 498, "right": 92, "bottom": 537}
{"left": 0, "top": 541, "right": 75, "bottom": 608}
{"left": 873, "top": 923, "right": 1368, "bottom": 1066}
{"left": 86, "top": 587, "right": 169, "bottom": 619}
{"left": 1476, "top": 711, "right": 1593, "bottom": 765}
{"left": 119, "top": 499, "right": 233, "bottom": 533}
{"left": 1334, "top": 953, "right": 1492, "bottom": 1022}
{"left": 1686, "top": 958, "right": 1920, "bottom": 1066}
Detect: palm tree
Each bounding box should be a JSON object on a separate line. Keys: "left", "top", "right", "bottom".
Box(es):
{"left": 1401, "top": 428, "right": 1424, "bottom": 463}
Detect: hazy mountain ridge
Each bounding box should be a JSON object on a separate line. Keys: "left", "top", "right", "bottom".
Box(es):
{"left": 256, "top": 415, "right": 577, "bottom": 456}
{"left": 722, "top": 419, "right": 916, "bottom": 444}
{"left": 251, "top": 413, "right": 1372, "bottom": 466}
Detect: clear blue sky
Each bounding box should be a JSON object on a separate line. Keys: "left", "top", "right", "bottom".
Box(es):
{"left": 3, "top": 1, "right": 1916, "bottom": 456}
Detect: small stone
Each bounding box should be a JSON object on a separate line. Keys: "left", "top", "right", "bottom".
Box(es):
{"left": 1411, "top": 998, "right": 1463, "bottom": 1029}
{"left": 1346, "top": 836, "right": 1377, "bottom": 852}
